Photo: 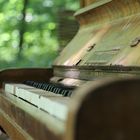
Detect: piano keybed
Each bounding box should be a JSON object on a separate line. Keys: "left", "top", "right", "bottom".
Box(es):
{"left": 4, "top": 82, "right": 71, "bottom": 121}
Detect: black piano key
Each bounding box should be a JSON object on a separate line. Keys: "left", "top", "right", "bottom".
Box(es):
{"left": 56, "top": 88, "right": 61, "bottom": 94}
{"left": 47, "top": 85, "right": 52, "bottom": 91}
{"left": 49, "top": 86, "right": 53, "bottom": 92}
{"left": 64, "top": 90, "right": 69, "bottom": 96}
{"left": 62, "top": 90, "right": 67, "bottom": 96}
{"left": 52, "top": 87, "right": 56, "bottom": 93}
{"left": 53, "top": 88, "right": 57, "bottom": 93}
{"left": 43, "top": 84, "right": 49, "bottom": 90}
{"left": 36, "top": 83, "right": 42, "bottom": 88}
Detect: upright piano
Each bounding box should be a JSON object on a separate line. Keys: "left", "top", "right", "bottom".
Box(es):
{"left": 1, "top": 0, "right": 140, "bottom": 140}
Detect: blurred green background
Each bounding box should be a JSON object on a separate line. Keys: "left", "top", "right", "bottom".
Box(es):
{"left": 0, "top": 0, "right": 79, "bottom": 69}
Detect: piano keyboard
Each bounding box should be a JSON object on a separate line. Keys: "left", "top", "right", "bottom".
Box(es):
{"left": 24, "top": 81, "right": 74, "bottom": 97}
{"left": 4, "top": 83, "right": 70, "bottom": 121}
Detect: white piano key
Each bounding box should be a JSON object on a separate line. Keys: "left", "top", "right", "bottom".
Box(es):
{"left": 16, "top": 88, "right": 69, "bottom": 120}
{"left": 4, "top": 83, "right": 69, "bottom": 121}
{"left": 4, "top": 83, "right": 34, "bottom": 95}
{"left": 4, "top": 83, "right": 15, "bottom": 95}
{"left": 39, "top": 95, "right": 69, "bottom": 121}
{"left": 16, "top": 88, "right": 33, "bottom": 102}
{"left": 16, "top": 88, "right": 61, "bottom": 106}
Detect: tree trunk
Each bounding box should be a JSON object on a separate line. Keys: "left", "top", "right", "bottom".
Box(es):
{"left": 18, "top": 0, "right": 28, "bottom": 58}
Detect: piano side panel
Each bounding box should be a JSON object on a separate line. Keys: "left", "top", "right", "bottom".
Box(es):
{"left": 66, "top": 78, "right": 140, "bottom": 140}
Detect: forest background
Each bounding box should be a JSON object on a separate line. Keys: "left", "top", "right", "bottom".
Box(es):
{"left": 0, "top": 0, "right": 79, "bottom": 69}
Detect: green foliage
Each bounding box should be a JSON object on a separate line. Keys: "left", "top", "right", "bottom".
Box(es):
{"left": 0, "top": 0, "right": 79, "bottom": 69}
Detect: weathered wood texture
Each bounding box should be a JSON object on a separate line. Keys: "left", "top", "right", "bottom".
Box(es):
{"left": 0, "top": 109, "right": 32, "bottom": 140}
{"left": 54, "top": 0, "right": 140, "bottom": 69}
{"left": 66, "top": 78, "right": 140, "bottom": 140}
{"left": 0, "top": 68, "right": 53, "bottom": 88}
{"left": 1, "top": 0, "right": 140, "bottom": 140}
{"left": 0, "top": 92, "right": 64, "bottom": 140}
{"left": 80, "top": 0, "right": 96, "bottom": 7}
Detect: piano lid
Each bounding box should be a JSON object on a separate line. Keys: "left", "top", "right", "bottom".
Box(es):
{"left": 53, "top": 0, "right": 140, "bottom": 68}
{"left": 80, "top": 0, "right": 102, "bottom": 7}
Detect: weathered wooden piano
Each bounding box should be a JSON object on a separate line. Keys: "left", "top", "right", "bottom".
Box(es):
{"left": 1, "top": 0, "right": 140, "bottom": 139}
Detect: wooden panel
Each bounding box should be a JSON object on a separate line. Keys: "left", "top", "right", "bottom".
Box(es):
{"left": 0, "top": 92, "right": 64, "bottom": 140}
{"left": 66, "top": 78, "right": 140, "bottom": 140}
{"left": 80, "top": 0, "right": 97, "bottom": 7}
{"left": 0, "top": 68, "right": 53, "bottom": 88}
{"left": 0, "top": 109, "right": 33, "bottom": 140}
{"left": 54, "top": 0, "right": 140, "bottom": 69}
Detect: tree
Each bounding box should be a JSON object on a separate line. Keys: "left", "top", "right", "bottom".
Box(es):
{"left": 0, "top": 0, "right": 79, "bottom": 68}
{"left": 18, "top": 0, "right": 28, "bottom": 58}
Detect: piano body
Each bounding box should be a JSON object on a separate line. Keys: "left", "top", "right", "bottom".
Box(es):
{"left": 1, "top": 0, "right": 140, "bottom": 139}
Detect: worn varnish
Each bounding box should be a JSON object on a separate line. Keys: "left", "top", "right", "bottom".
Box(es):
{"left": 1, "top": 0, "right": 140, "bottom": 140}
